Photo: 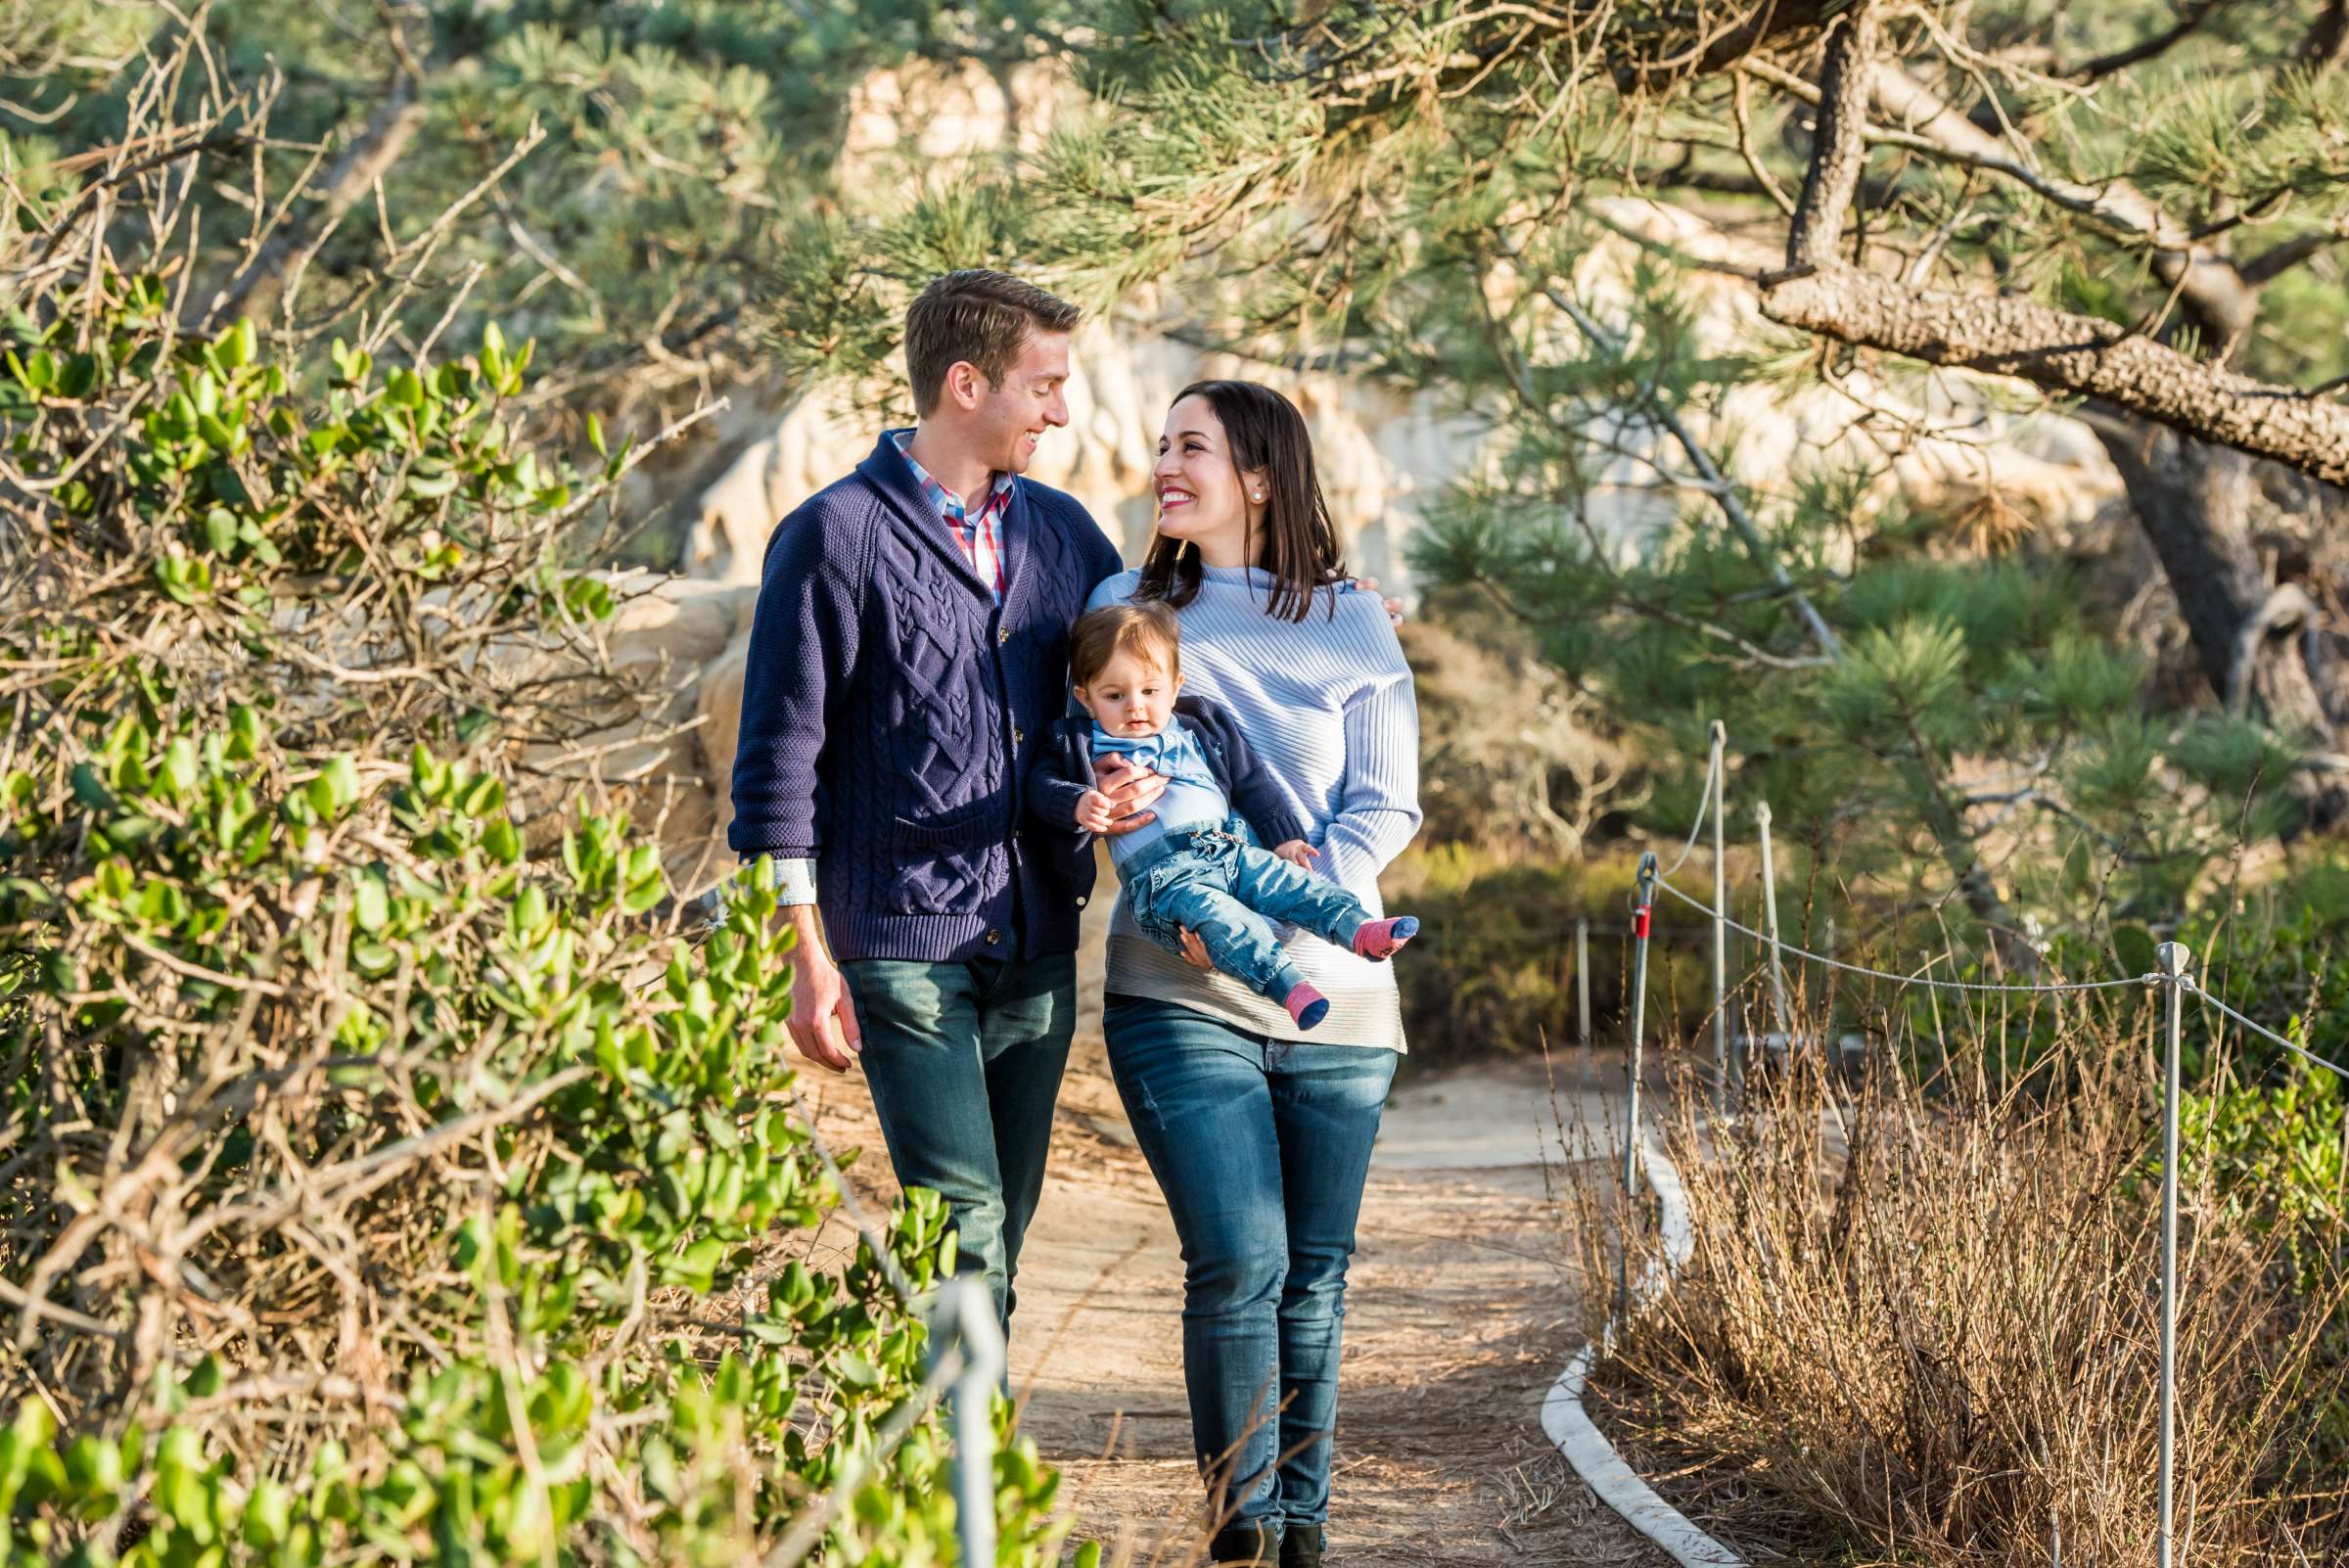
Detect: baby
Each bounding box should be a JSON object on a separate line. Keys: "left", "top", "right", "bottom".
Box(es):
{"left": 1028, "top": 601, "right": 1416, "bottom": 1029}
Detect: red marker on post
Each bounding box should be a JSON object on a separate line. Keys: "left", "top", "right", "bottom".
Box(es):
{"left": 1618, "top": 851, "right": 1660, "bottom": 1317}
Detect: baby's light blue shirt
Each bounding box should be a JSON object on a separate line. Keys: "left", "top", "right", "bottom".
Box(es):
{"left": 1092, "top": 717, "right": 1230, "bottom": 867}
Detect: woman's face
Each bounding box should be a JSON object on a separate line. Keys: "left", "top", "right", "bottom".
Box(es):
{"left": 1153, "top": 394, "right": 1265, "bottom": 560}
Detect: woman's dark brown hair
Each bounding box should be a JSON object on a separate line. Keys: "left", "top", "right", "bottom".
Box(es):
{"left": 1137, "top": 380, "right": 1346, "bottom": 623}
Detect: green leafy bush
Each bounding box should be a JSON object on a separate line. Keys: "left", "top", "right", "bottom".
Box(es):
{"left": 1, "top": 113, "right": 1065, "bottom": 1564}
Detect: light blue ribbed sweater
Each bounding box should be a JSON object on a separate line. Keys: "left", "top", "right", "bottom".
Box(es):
{"left": 1086, "top": 566, "right": 1423, "bottom": 1051}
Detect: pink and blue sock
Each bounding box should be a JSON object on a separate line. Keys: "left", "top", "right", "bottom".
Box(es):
{"left": 1274, "top": 977, "right": 1329, "bottom": 1030}
{"left": 1352, "top": 915, "right": 1419, "bottom": 961}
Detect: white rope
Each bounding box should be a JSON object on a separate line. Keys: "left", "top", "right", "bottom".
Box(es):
{"left": 1642, "top": 869, "right": 2349, "bottom": 1080}
{"left": 2182, "top": 981, "right": 2349, "bottom": 1084}
{"left": 1656, "top": 728, "right": 1722, "bottom": 879}
{"left": 1650, "top": 874, "right": 2153, "bottom": 995}
{"left": 1639, "top": 725, "right": 2349, "bottom": 1070}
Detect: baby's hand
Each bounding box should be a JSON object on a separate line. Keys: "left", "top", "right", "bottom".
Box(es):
{"left": 1075, "top": 789, "right": 1121, "bottom": 834}
{"left": 1273, "top": 839, "right": 1317, "bottom": 870}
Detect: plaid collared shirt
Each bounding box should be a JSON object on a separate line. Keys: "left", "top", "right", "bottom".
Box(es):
{"left": 893, "top": 430, "right": 1013, "bottom": 603}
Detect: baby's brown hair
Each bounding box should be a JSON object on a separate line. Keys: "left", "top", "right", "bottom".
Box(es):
{"left": 1070, "top": 601, "right": 1180, "bottom": 687}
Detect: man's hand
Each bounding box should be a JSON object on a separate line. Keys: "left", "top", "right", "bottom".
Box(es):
{"left": 1089, "top": 754, "right": 1167, "bottom": 837}
{"left": 783, "top": 906, "right": 861, "bottom": 1072}
{"left": 1350, "top": 574, "right": 1405, "bottom": 627}
{"left": 1272, "top": 839, "right": 1317, "bottom": 870}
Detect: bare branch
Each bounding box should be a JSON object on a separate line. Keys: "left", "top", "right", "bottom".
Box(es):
{"left": 217, "top": 81, "right": 429, "bottom": 320}
{"left": 2067, "top": 0, "right": 2232, "bottom": 82}
{"left": 1759, "top": 262, "right": 2349, "bottom": 485}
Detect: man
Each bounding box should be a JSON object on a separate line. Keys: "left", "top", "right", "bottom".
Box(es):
{"left": 727, "top": 269, "right": 1160, "bottom": 1329}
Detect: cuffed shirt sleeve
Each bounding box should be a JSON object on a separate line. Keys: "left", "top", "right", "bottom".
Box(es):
{"left": 738, "top": 853, "right": 819, "bottom": 906}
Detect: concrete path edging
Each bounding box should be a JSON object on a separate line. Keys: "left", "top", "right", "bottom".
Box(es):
{"left": 1541, "top": 1130, "right": 1746, "bottom": 1568}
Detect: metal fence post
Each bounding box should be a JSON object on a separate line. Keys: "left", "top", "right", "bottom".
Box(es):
{"left": 1620, "top": 852, "right": 1658, "bottom": 1317}
{"left": 2155, "top": 941, "right": 2191, "bottom": 1568}
{"left": 933, "top": 1276, "right": 1006, "bottom": 1568}
{"left": 1709, "top": 721, "right": 1729, "bottom": 1106}
{"left": 1756, "top": 800, "right": 1791, "bottom": 1042}
{"left": 1576, "top": 915, "right": 1591, "bottom": 1094}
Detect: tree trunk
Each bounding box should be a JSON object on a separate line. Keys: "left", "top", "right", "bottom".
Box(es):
{"left": 2088, "top": 414, "right": 2349, "bottom": 827}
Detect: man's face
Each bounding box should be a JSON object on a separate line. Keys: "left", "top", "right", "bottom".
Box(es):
{"left": 973, "top": 330, "right": 1071, "bottom": 477}
{"left": 1074, "top": 647, "right": 1180, "bottom": 738}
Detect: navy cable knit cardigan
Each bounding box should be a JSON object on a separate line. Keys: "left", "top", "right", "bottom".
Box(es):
{"left": 726, "top": 430, "right": 1125, "bottom": 964}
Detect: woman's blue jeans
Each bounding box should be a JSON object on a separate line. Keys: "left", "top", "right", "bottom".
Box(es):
{"left": 1102, "top": 994, "right": 1396, "bottom": 1533}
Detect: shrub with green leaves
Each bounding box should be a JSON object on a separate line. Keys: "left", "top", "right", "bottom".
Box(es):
{"left": 0, "top": 92, "right": 1067, "bottom": 1567}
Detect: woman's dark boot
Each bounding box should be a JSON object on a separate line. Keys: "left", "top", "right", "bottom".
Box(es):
{"left": 1280, "top": 1524, "right": 1324, "bottom": 1566}
{"left": 1209, "top": 1522, "right": 1278, "bottom": 1565}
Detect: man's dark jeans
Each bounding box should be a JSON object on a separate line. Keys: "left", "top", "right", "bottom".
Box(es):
{"left": 1101, "top": 994, "right": 1396, "bottom": 1534}
{"left": 841, "top": 936, "right": 1076, "bottom": 1331}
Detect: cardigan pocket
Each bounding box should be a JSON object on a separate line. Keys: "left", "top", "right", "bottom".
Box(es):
{"left": 881, "top": 798, "right": 1003, "bottom": 914}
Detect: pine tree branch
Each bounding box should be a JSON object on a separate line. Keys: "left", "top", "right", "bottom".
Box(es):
{"left": 2238, "top": 217, "right": 2349, "bottom": 286}
{"left": 2309, "top": 0, "right": 2349, "bottom": 77}
{"left": 1786, "top": 0, "right": 1882, "bottom": 270}
{"left": 1541, "top": 288, "right": 1845, "bottom": 660}
{"left": 2065, "top": 0, "right": 2234, "bottom": 83}
{"left": 1754, "top": 54, "right": 2269, "bottom": 348}
{"left": 1758, "top": 262, "right": 2349, "bottom": 486}
{"left": 1865, "top": 69, "right": 2264, "bottom": 349}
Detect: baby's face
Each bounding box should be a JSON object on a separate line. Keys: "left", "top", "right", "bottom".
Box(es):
{"left": 1075, "top": 648, "right": 1181, "bottom": 739}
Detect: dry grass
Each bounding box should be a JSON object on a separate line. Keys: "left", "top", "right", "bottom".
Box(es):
{"left": 1573, "top": 992, "right": 2348, "bottom": 1566}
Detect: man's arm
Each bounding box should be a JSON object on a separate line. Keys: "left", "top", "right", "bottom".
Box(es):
{"left": 729, "top": 502, "right": 867, "bottom": 1072}
{"left": 728, "top": 505, "right": 862, "bottom": 859}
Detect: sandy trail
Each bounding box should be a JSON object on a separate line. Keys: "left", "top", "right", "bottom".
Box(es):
{"left": 801, "top": 976, "right": 1675, "bottom": 1567}
{"left": 1008, "top": 1051, "right": 1672, "bottom": 1568}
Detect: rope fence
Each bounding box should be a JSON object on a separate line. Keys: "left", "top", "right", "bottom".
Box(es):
{"left": 741, "top": 706, "right": 2346, "bottom": 1568}
{"left": 1603, "top": 722, "right": 2347, "bottom": 1568}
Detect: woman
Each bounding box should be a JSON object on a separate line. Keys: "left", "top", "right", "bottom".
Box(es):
{"left": 1086, "top": 381, "right": 1421, "bottom": 1567}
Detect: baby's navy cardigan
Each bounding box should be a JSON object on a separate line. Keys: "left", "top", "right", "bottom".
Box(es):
{"left": 1025, "top": 694, "right": 1314, "bottom": 886}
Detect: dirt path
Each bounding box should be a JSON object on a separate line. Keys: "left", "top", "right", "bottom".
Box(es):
{"left": 1013, "top": 1052, "right": 1673, "bottom": 1568}
{"left": 787, "top": 889, "right": 1671, "bottom": 1564}
{"left": 804, "top": 1017, "right": 1675, "bottom": 1567}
